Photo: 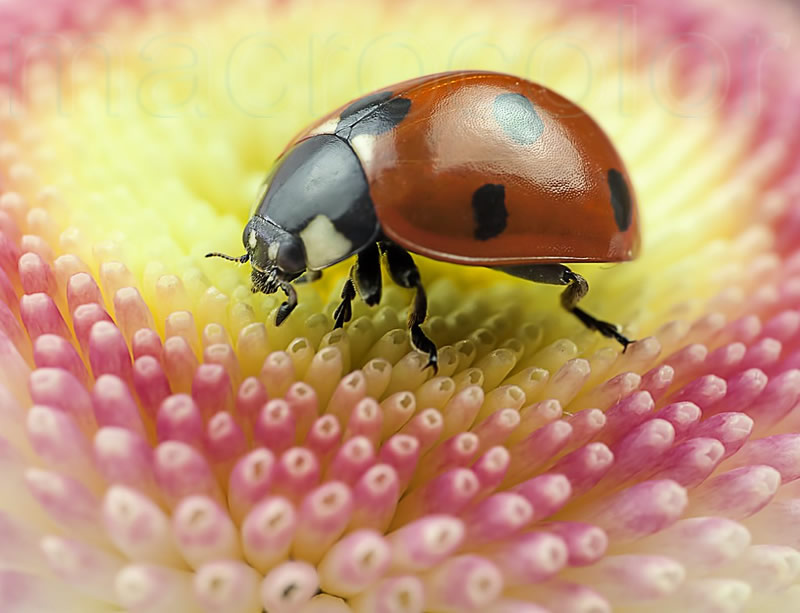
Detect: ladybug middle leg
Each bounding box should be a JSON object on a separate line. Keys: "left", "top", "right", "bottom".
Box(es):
{"left": 333, "top": 243, "right": 382, "bottom": 329}
{"left": 499, "top": 263, "right": 632, "bottom": 350}
{"left": 380, "top": 241, "right": 438, "bottom": 373}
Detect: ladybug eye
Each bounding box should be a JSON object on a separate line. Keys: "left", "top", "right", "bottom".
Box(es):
{"left": 276, "top": 238, "right": 306, "bottom": 274}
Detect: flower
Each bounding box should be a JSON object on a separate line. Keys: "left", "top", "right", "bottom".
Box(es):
{"left": 2, "top": 0, "right": 800, "bottom": 611}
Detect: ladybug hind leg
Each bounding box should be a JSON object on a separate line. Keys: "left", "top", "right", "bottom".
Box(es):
{"left": 499, "top": 264, "right": 632, "bottom": 351}
{"left": 333, "top": 243, "right": 382, "bottom": 329}
{"left": 560, "top": 269, "right": 632, "bottom": 350}
{"left": 380, "top": 241, "right": 438, "bottom": 374}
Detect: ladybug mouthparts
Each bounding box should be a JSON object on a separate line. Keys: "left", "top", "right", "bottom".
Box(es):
{"left": 250, "top": 265, "right": 283, "bottom": 295}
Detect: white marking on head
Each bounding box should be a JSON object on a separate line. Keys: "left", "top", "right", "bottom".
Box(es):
{"left": 299, "top": 215, "right": 352, "bottom": 270}
{"left": 268, "top": 242, "right": 279, "bottom": 261}
{"left": 248, "top": 229, "right": 257, "bottom": 249}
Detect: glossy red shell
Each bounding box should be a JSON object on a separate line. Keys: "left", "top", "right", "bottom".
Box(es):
{"left": 291, "top": 71, "right": 640, "bottom": 265}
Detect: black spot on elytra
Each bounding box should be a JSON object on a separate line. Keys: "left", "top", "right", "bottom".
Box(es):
{"left": 351, "top": 97, "right": 412, "bottom": 137}
{"left": 493, "top": 93, "right": 544, "bottom": 145}
{"left": 336, "top": 93, "right": 411, "bottom": 139}
{"left": 340, "top": 90, "right": 394, "bottom": 120}
{"left": 472, "top": 183, "right": 507, "bottom": 240}
{"left": 607, "top": 168, "right": 632, "bottom": 231}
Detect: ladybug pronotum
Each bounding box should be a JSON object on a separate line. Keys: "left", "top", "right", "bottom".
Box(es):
{"left": 208, "top": 71, "right": 641, "bottom": 372}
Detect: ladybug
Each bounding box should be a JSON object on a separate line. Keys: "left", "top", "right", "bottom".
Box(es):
{"left": 208, "top": 71, "right": 640, "bottom": 372}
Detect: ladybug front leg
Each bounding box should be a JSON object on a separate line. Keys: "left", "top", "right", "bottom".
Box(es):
{"left": 275, "top": 281, "right": 298, "bottom": 326}
{"left": 380, "top": 241, "right": 438, "bottom": 373}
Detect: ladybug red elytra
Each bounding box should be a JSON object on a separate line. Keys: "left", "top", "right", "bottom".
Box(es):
{"left": 208, "top": 71, "right": 641, "bottom": 372}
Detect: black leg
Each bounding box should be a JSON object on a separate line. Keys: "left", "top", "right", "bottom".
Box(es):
{"left": 275, "top": 281, "right": 298, "bottom": 326}
{"left": 381, "top": 242, "right": 438, "bottom": 373}
{"left": 333, "top": 244, "right": 382, "bottom": 329}
{"left": 333, "top": 278, "right": 356, "bottom": 329}
{"left": 498, "top": 263, "right": 632, "bottom": 351}
{"left": 353, "top": 243, "right": 382, "bottom": 307}
{"left": 559, "top": 270, "right": 631, "bottom": 350}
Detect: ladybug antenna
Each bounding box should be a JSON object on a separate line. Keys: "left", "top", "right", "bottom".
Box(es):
{"left": 205, "top": 252, "right": 249, "bottom": 264}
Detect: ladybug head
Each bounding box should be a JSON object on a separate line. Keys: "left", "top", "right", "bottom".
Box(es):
{"left": 205, "top": 214, "right": 306, "bottom": 295}
{"left": 243, "top": 215, "right": 305, "bottom": 274}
